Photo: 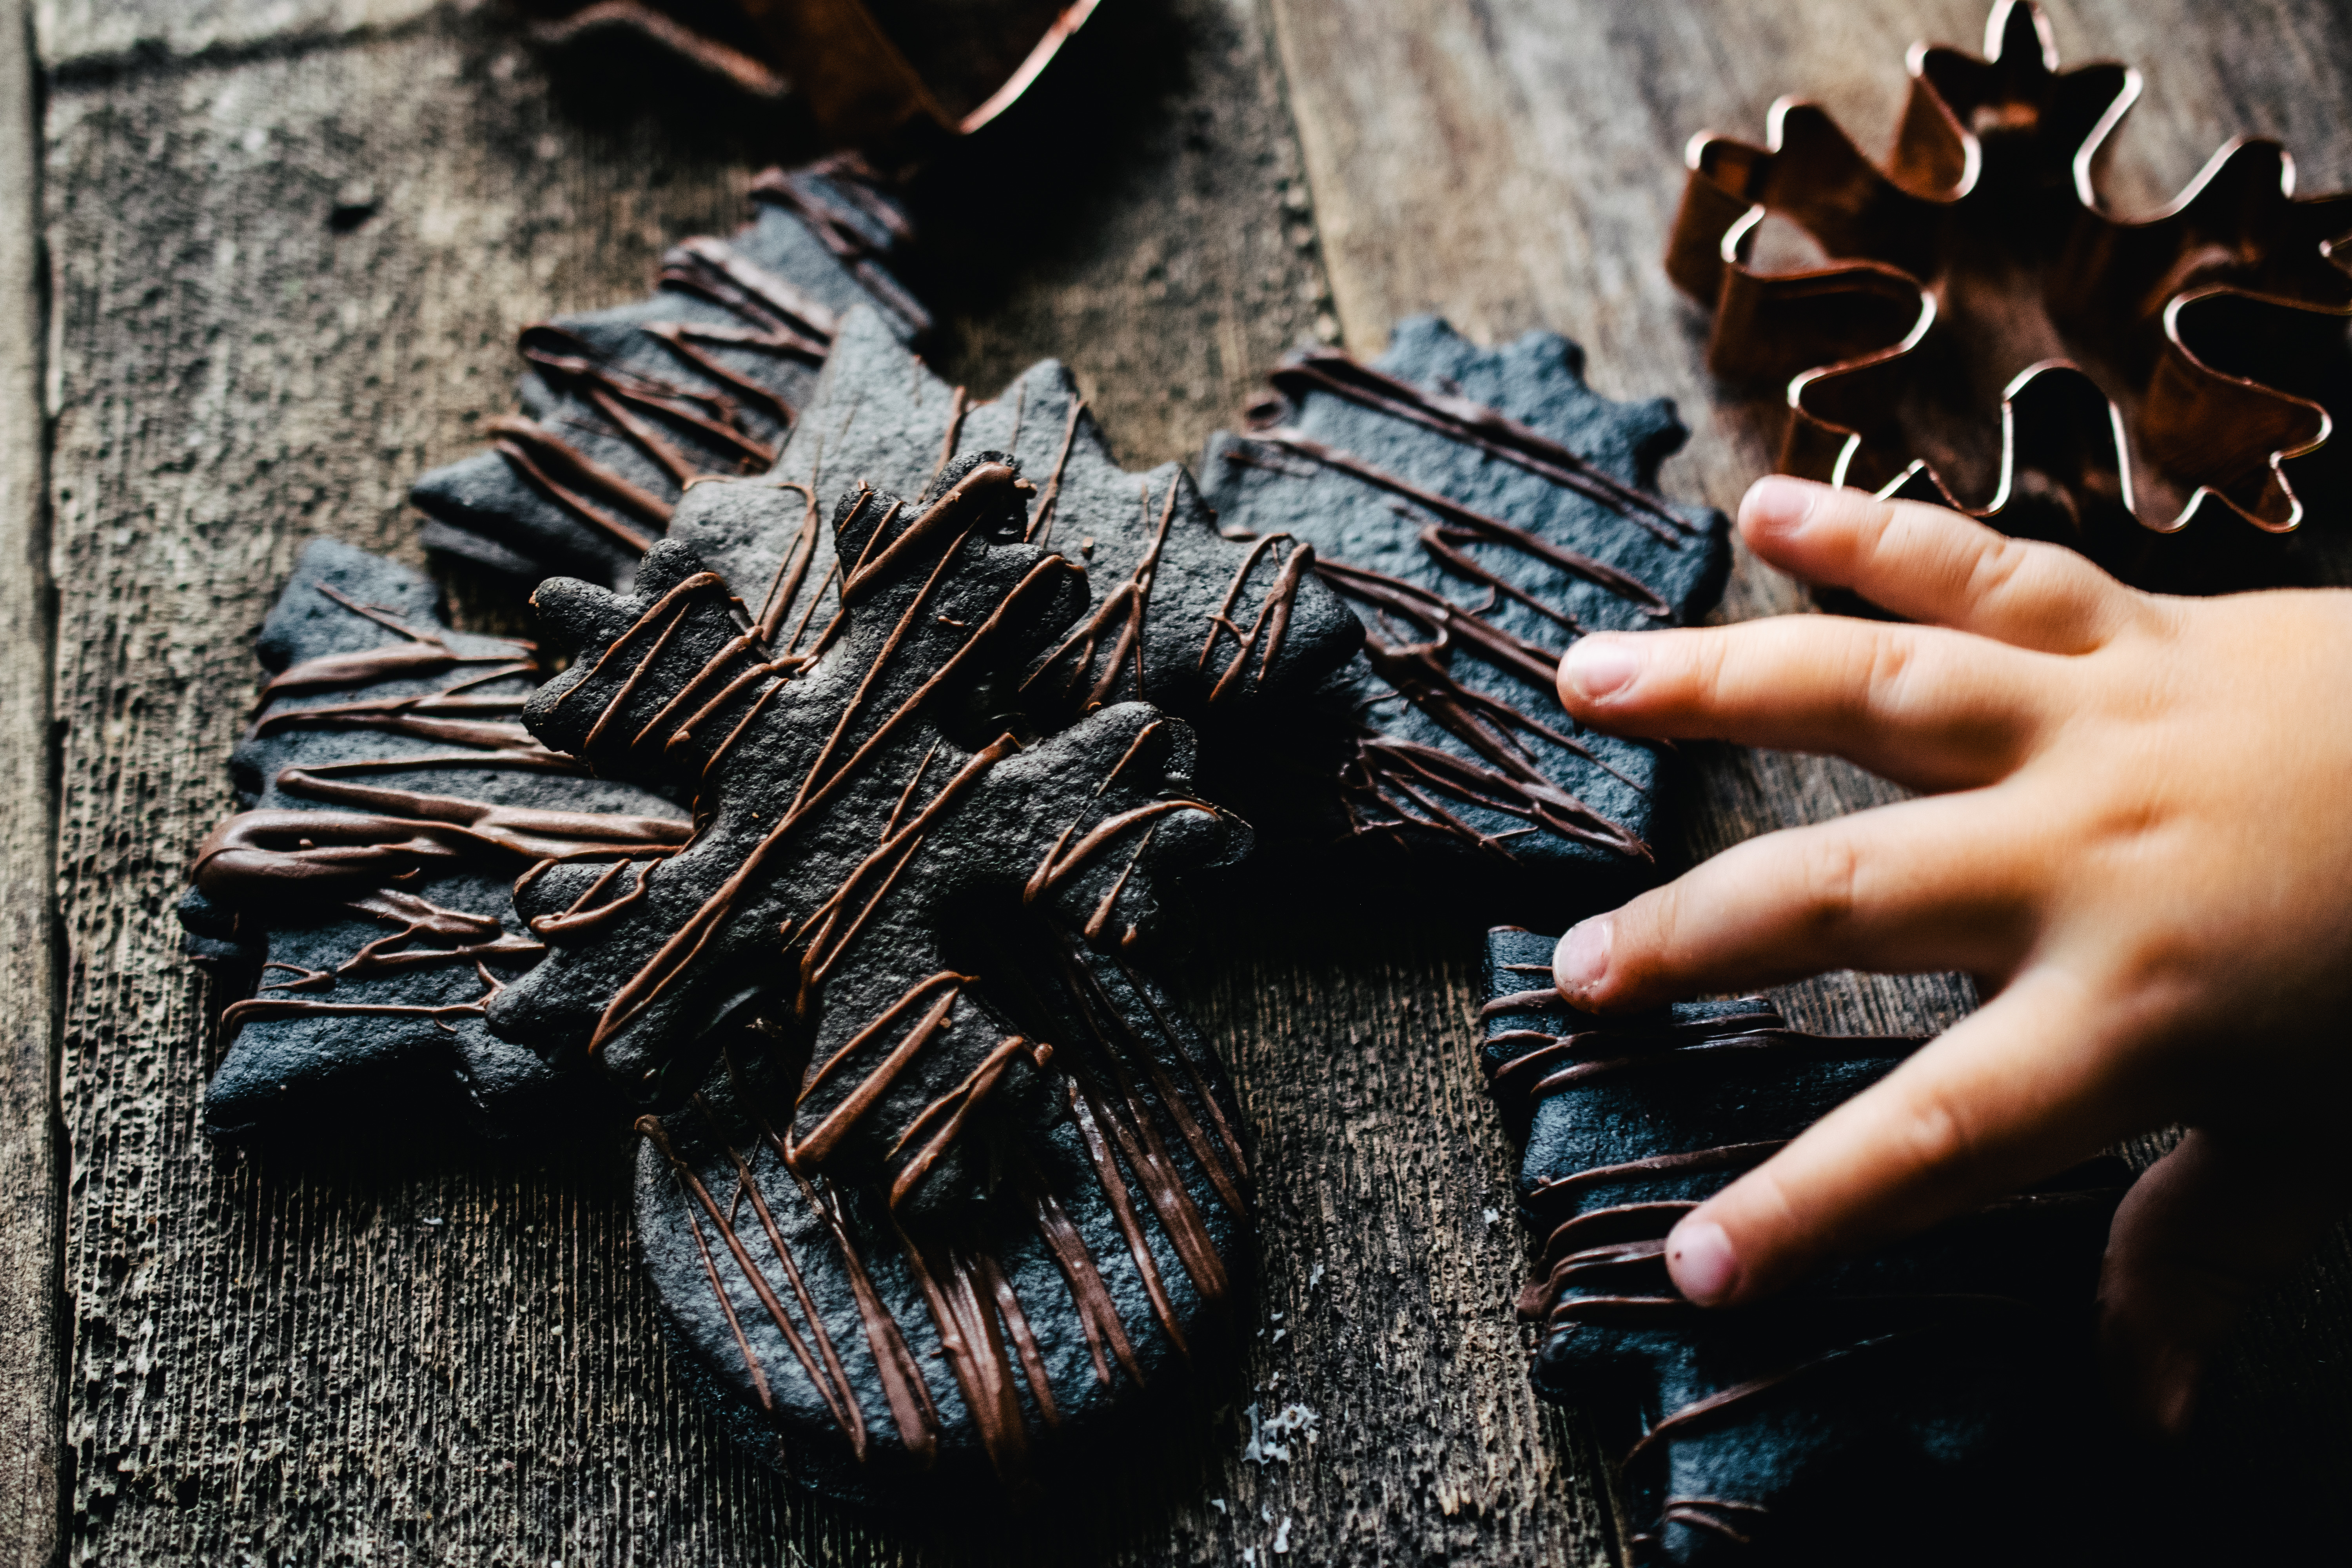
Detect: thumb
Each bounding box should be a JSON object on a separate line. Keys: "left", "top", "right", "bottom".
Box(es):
{"left": 2098, "top": 1125, "right": 2351, "bottom": 1437}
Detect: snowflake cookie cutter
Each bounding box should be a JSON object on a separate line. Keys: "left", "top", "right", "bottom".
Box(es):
{"left": 1665, "top": 0, "right": 2352, "bottom": 587}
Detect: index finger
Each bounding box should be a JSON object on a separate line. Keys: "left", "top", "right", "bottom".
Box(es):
{"left": 1557, "top": 615, "right": 2046, "bottom": 793}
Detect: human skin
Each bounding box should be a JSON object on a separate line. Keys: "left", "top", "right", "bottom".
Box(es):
{"left": 1550, "top": 474, "right": 2352, "bottom": 1435}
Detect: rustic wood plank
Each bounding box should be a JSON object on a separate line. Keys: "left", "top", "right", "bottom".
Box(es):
{"left": 34, "top": 0, "right": 439, "bottom": 73}
{"left": 0, "top": 0, "right": 62, "bottom": 1561}
{"left": 42, "top": 14, "right": 790, "bottom": 1564}
{"left": 40, "top": 0, "right": 2352, "bottom": 1563}
{"left": 38, "top": 2, "right": 1619, "bottom": 1563}
{"left": 1261, "top": 0, "right": 2352, "bottom": 1557}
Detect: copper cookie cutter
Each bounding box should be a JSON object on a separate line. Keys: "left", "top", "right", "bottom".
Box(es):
{"left": 1666, "top": 0, "right": 2352, "bottom": 575}
{"left": 521, "top": 0, "right": 1102, "bottom": 147}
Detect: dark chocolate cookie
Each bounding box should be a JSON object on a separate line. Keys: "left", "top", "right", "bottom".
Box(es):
{"left": 1479, "top": 928, "right": 2134, "bottom": 1566}
{"left": 1200, "top": 320, "right": 1732, "bottom": 918}
{"left": 491, "top": 459, "right": 1254, "bottom": 1499}
{"left": 179, "top": 539, "right": 690, "bottom": 1138}
{"left": 410, "top": 158, "right": 926, "bottom": 590}
{"left": 666, "top": 305, "right": 1365, "bottom": 749}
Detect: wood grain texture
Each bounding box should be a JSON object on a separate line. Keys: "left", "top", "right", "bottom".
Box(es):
{"left": 34, "top": 0, "right": 444, "bottom": 73}
{"left": 28, "top": 0, "right": 2352, "bottom": 1564}
{"left": 40, "top": 2, "right": 1607, "bottom": 1564}
{"left": 0, "top": 0, "right": 62, "bottom": 1561}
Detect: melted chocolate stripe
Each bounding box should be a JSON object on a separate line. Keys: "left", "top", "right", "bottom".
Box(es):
{"left": 1061, "top": 940, "right": 1248, "bottom": 1217}
{"left": 631, "top": 633, "right": 769, "bottom": 752}
{"left": 749, "top": 165, "right": 930, "bottom": 337}
{"left": 582, "top": 597, "right": 696, "bottom": 755}
{"left": 885, "top": 1036, "right": 1035, "bottom": 1210}
{"left": 884, "top": 740, "right": 943, "bottom": 837}
{"left": 1246, "top": 431, "right": 1673, "bottom": 615}
{"left": 492, "top": 417, "right": 673, "bottom": 526}
{"left": 257, "top": 645, "right": 528, "bottom": 710}
{"left": 529, "top": 856, "right": 655, "bottom": 937}
{"left": 1118, "top": 957, "right": 1249, "bottom": 1184}
{"left": 1531, "top": 1140, "right": 1790, "bottom": 1204}
{"left": 1067, "top": 1082, "right": 1190, "bottom": 1358}
{"left": 723, "top": 1048, "right": 943, "bottom": 1462}
{"left": 1622, "top": 1326, "right": 1943, "bottom": 1471}
{"left": 1421, "top": 526, "right": 1588, "bottom": 637}
{"left": 642, "top": 323, "right": 809, "bottom": 420}
{"left": 254, "top": 706, "right": 539, "bottom": 751}
{"left": 691, "top": 1096, "right": 872, "bottom": 1461}
{"left": 339, "top": 889, "right": 543, "bottom": 978}
{"left": 1024, "top": 397, "right": 1086, "bottom": 548}
{"left": 1521, "top": 1031, "right": 1922, "bottom": 1106}
{"left": 754, "top": 481, "right": 826, "bottom": 644}
{"left": 797, "top": 838, "right": 931, "bottom": 1014}
{"left": 1265, "top": 351, "right": 1698, "bottom": 543}
{"left": 976, "top": 1249, "right": 1060, "bottom": 1428}
{"left": 646, "top": 1116, "right": 777, "bottom": 1414}
{"left": 1026, "top": 1179, "right": 1144, "bottom": 1388}
{"left": 1199, "top": 534, "right": 1313, "bottom": 705}
{"left": 1066, "top": 1063, "right": 1229, "bottom": 1310}
{"left": 891, "top": 1223, "right": 1031, "bottom": 1488}
{"left": 663, "top": 236, "right": 840, "bottom": 341}
{"left": 1022, "top": 799, "right": 1218, "bottom": 905}
{"left": 1081, "top": 829, "right": 1154, "bottom": 944}
{"left": 259, "top": 962, "right": 332, "bottom": 993}
{"left": 1661, "top": 1503, "right": 1760, "bottom": 1547}
{"left": 1022, "top": 478, "right": 1180, "bottom": 708}
{"left": 793, "top": 974, "right": 967, "bottom": 1165}
{"left": 546, "top": 571, "right": 730, "bottom": 715}
{"left": 642, "top": 1114, "right": 864, "bottom": 1446}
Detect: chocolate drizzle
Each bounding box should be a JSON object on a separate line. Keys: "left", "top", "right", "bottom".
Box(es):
{"left": 412, "top": 160, "right": 923, "bottom": 587}
{"left": 196, "top": 580, "right": 692, "bottom": 1053}
{"left": 675, "top": 306, "right": 1365, "bottom": 756}
{"left": 1203, "top": 323, "right": 1735, "bottom": 877}
{"left": 495, "top": 461, "right": 1253, "bottom": 1488}
{"left": 750, "top": 160, "right": 930, "bottom": 340}
{"left": 1479, "top": 930, "right": 2134, "bottom": 1559}
{"left": 489, "top": 234, "right": 835, "bottom": 554}
{"left": 1264, "top": 349, "right": 1702, "bottom": 546}
{"left": 1220, "top": 423, "right": 1665, "bottom": 859}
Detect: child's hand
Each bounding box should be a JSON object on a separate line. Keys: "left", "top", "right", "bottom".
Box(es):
{"left": 1550, "top": 474, "right": 2352, "bottom": 1434}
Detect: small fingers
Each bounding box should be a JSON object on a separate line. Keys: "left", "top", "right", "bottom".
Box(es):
{"left": 1553, "top": 791, "right": 2034, "bottom": 1012}
{"left": 2098, "top": 1126, "right": 2352, "bottom": 1437}
{"left": 1557, "top": 617, "right": 2043, "bottom": 793}
{"left": 1660, "top": 966, "right": 2151, "bottom": 1306}
{"left": 1739, "top": 475, "right": 2145, "bottom": 654}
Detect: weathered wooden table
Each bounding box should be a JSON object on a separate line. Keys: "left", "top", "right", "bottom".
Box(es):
{"left": 4, "top": 1, "right": 2349, "bottom": 1562}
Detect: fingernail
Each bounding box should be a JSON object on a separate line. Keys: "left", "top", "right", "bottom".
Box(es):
{"left": 1553, "top": 918, "right": 1612, "bottom": 1001}
{"left": 1667, "top": 1218, "right": 1740, "bottom": 1306}
{"left": 1560, "top": 637, "right": 1641, "bottom": 701}
{"left": 1739, "top": 474, "right": 1821, "bottom": 538}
